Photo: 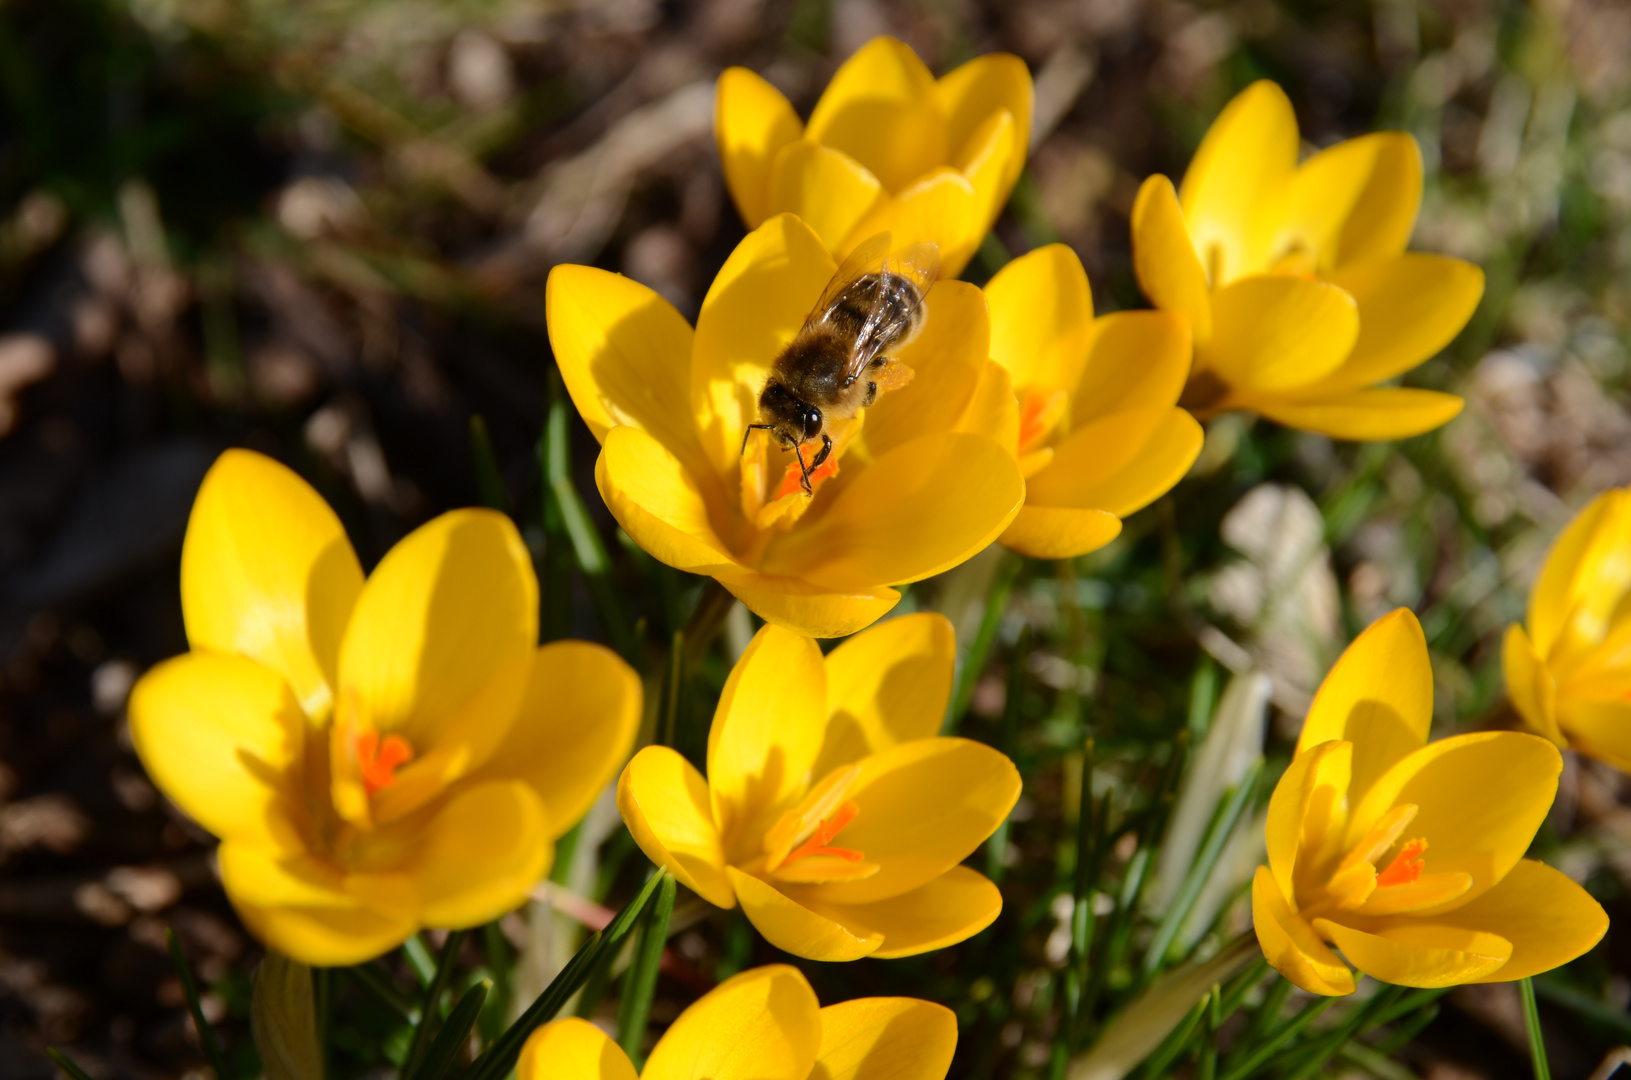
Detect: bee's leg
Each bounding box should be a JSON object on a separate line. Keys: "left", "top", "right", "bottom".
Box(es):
{"left": 794, "top": 442, "right": 814, "bottom": 496}
{"left": 863, "top": 381, "right": 878, "bottom": 407}
{"left": 810, "top": 433, "right": 833, "bottom": 471}
{"left": 741, "top": 423, "right": 769, "bottom": 455}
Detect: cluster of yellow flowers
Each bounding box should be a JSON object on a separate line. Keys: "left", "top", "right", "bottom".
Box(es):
{"left": 126, "top": 35, "right": 1614, "bottom": 1072}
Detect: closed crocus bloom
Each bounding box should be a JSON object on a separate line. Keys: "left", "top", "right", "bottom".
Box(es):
{"left": 1506, "top": 488, "right": 1631, "bottom": 771}
{"left": 518, "top": 964, "right": 957, "bottom": 1080}
{"left": 985, "top": 244, "right": 1203, "bottom": 559}
{"left": 716, "top": 37, "right": 1031, "bottom": 279}
{"left": 1132, "top": 81, "right": 1484, "bottom": 440}
{"left": 128, "top": 450, "right": 640, "bottom": 965}
{"left": 549, "top": 213, "right": 1024, "bottom": 639}
{"left": 617, "top": 614, "right": 1020, "bottom": 961}
{"left": 1254, "top": 609, "right": 1606, "bottom": 996}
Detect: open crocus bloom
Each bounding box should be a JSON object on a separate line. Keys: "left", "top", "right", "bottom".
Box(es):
{"left": 128, "top": 450, "right": 640, "bottom": 965}
{"left": 617, "top": 614, "right": 1020, "bottom": 960}
{"left": 984, "top": 244, "right": 1203, "bottom": 558}
{"left": 519, "top": 964, "right": 956, "bottom": 1080}
{"left": 1506, "top": 487, "right": 1631, "bottom": 771}
{"left": 1132, "top": 80, "right": 1484, "bottom": 440}
{"left": 1254, "top": 609, "right": 1606, "bottom": 995}
{"left": 716, "top": 36, "right": 1031, "bottom": 278}
{"left": 549, "top": 212, "right": 1024, "bottom": 639}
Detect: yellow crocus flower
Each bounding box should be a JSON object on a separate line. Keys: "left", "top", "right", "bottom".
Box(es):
{"left": 128, "top": 450, "right": 640, "bottom": 965}
{"left": 519, "top": 964, "right": 956, "bottom": 1080}
{"left": 1254, "top": 609, "right": 1606, "bottom": 996}
{"left": 1132, "top": 81, "right": 1485, "bottom": 440}
{"left": 616, "top": 614, "right": 1019, "bottom": 961}
{"left": 549, "top": 213, "right": 1025, "bottom": 639}
{"left": 1506, "top": 488, "right": 1631, "bottom": 771}
{"left": 716, "top": 36, "right": 1031, "bottom": 278}
{"left": 984, "top": 244, "right": 1203, "bottom": 558}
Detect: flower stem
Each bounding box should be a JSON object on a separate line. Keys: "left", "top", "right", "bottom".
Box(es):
{"left": 682, "top": 578, "right": 737, "bottom": 665}
{"left": 616, "top": 872, "right": 677, "bottom": 1066}
{"left": 166, "top": 926, "right": 232, "bottom": 1080}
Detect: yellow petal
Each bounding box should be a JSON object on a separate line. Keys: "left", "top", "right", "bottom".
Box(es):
{"left": 181, "top": 449, "right": 362, "bottom": 720}
{"left": 338, "top": 510, "right": 537, "bottom": 821}
{"left": 1349, "top": 731, "right": 1561, "bottom": 912}
{"left": 692, "top": 214, "right": 837, "bottom": 478}
{"left": 1266, "top": 741, "right": 1353, "bottom": 905}
{"left": 128, "top": 652, "right": 305, "bottom": 845}
{"left": 1298, "top": 608, "right": 1432, "bottom": 805}
{"left": 1031, "top": 408, "right": 1202, "bottom": 522}
{"left": 218, "top": 841, "right": 417, "bottom": 966}
{"left": 841, "top": 169, "right": 983, "bottom": 280}
{"left": 1502, "top": 624, "right": 1565, "bottom": 747}
{"left": 1529, "top": 488, "right": 1631, "bottom": 663}
{"left": 804, "top": 865, "right": 1003, "bottom": 959}
{"left": 728, "top": 867, "right": 883, "bottom": 960}
{"left": 935, "top": 51, "right": 1032, "bottom": 193}
{"left": 644, "top": 964, "right": 822, "bottom": 1080}
{"left": 793, "top": 737, "right": 1019, "bottom": 906}
{"left": 999, "top": 505, "right": 1123, "bottom": 560}
{"left": 762, "top": 433, "right": 1023, "bottom": 591}
{"left": 806, "top": 37, "right": 947, "bottom": 194}
{"left": 985, "top": 244, "right": 1093, "bottom": 395}
{"left": 1251, "top": 866, "right": 1356, "bottom": 996}
{"left": 767, "top": 140, "right": 886, "bottom": 253}
{"left": 858, "top": 281, "right": 990, "bottom": 459}
{"left": 708, "top": 625, "right": 828, "bottom": 852}
{"left": 815, "top": 612, "right": 955, "bottom": 777}
{"left": 955, "top": 108, "right": 1020, "bottom": 255}
{"left": 470, "top": 641, "right": 642, "bottom": 838}
{"left": 722, "top": 574, "right": 902, "bottom": 639}
{"left": 1555, "top": 699, "right": 1631, "bottom": 773}
{"left": 812, "top": 997, "right": 958, "bottom": 1080}
{"left": 1311, "top": 254, "right": 1484, "bottom": 394}
{"left": 953, "top": 360, "right": 1020, "bottom": 454}
{"left": 1243, "top": 386, "right": 1464, "bottom": 440}
{"left": 1333, "top": 133, "right": 1423, "bottom": 267}
{"left": 546, "top": 264, "right": 706, "bottom": 477}
{"left": 717, "top": 67, "right": 804, "bottom": 227}
{"left": 409, "top": 780, "right": 551, "bottom": 928}
{"left": 1179, "top": 81, "right": 1300, "bottom": 284}
{"left": 1131, "top": 176, "right": 1213, "bottom": 342}
{"left": 1431, "top": 859, "right": 1608, "bottom": 983}
{"left": 596, "top": 427, "right": 748, "bottom": 578}
{"left": 1205, "top": 276, "right": 1358, "bottom": 393}
{"left": 1314, "top": 916, "right": 1511, "bottom": 988}
{"left": 1073, "top": 311, "right": 1191, "bottom": 426}
{"left": 617, "top": 746, "right": 733, "bottom": 908}
{"left": 519, "top": 1018, "right": 639, "bottom": 1080}
{"left": 1259, "top": 134, "right": 1419, "bottom": 275}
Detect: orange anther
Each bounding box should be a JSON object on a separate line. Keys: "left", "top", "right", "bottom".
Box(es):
{"left": 774, "top": 447, "right": 839, "bottom": 500}
{"left": 783, "top": 800, "right": 864, "bottom": 866}
{"left": 1019, "top": 391, "right": 1051, "bottom": 451}
{"left": 1377, "top": 838, "right": 1428, "bottom": 888}
{"left": 355, "top": 730, "right": 414, "bottom": 796}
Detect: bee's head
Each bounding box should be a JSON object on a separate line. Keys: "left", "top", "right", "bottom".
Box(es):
{"left": 758, "top": 379, "right": 823, "bottom": 445}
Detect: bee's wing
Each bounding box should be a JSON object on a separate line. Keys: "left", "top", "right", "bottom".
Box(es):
{"left": 841, "top": 241, "right": 940, "bottom": 386}
{"left": 805, "top": 231, "right": 894, "bottom": 324}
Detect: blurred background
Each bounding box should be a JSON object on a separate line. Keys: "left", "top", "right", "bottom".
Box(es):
{"left": 1, "top": 0, "right": 1629, "bottom": 1077}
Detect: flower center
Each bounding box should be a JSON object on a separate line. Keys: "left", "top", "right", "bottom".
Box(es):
{"left": 783, "top": 800, "right": 863, "bottom": 865}
{"left": 1018, "top": 388, "right": 1068, "bottom": 456}
{"left": 1376, "top": 837, "right": 1428, "bottom": 887}
{"left": 354, "top": 729, "right": 414, "bottom": 796}
{"left": 757, "top": 765, "right": 879, "bottom": 884}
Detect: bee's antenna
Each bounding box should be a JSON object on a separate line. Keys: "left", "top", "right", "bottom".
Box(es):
{"left": 740, "top": 424, "right": 772, "bottom": 455}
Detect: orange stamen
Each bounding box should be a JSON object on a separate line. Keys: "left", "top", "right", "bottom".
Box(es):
{"left": 773, "top": 444, "right": 839, "bottom": 500}
{"left": 355, "top": 730, "right": 414, "bottom": 796}
{"left": 781, "top": 800, "right": 863, "bottom": 866}
{"left": 1377, "top": 838, "right": 1428, "bottom": 888}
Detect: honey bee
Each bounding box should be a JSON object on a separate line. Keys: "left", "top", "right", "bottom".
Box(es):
{"left": 743, "top": 234, "right": 940, "bottom": 495}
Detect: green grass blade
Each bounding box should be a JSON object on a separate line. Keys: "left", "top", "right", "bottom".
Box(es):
{"left": 167, "top": 926, "right": 232, "bottom": 1080}
{"left": 616, "top": 872, "right": 677, "bottom": 1064}
{"left": 413, "top": 981, "right": 490, "bottom": 1080}
{"left": 403, "top": 930, "right": 469, "bottom": 1080}
{"left": 1217, "top": 995, "right": 1335, "bottom": 1080}
{"left": 468, "top": 414, "right": 509, "bottom": 512}
{"left": 46, "top": 1049, "right": 99, "bottom": 1080}
{"left": 1521, "top": 978, "right": 1551, "bottom": 1080}
{"left": 460, "top": 869, "right": 664, "bottom": 1080}
{"left": 946, "top": 551, "right": 1021, "bottom": 734}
